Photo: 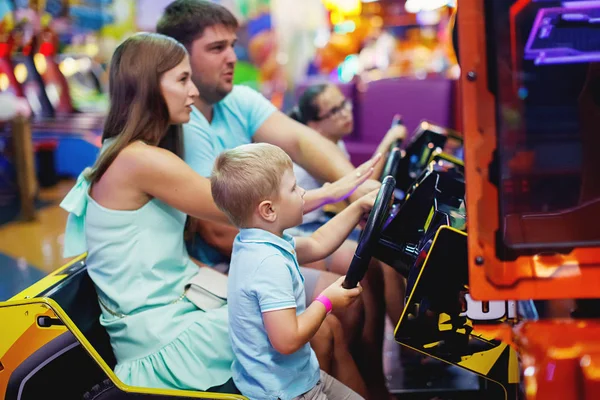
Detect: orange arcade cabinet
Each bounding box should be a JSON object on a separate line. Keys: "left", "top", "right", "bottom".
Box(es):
{"left": 459, "top": 0, "right": 600, "bottom": 399}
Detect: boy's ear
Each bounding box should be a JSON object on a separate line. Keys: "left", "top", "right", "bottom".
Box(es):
{"left": 258, "top": 200, "right": 277, "bottom": 223}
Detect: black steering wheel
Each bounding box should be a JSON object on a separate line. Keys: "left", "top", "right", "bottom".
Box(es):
{"left": 380, "top": 140, "right": 404, "bottom": 182}
{"left": 380, "top": 116, "right": 405, "bottom": 181}
{"left": 343, "top": 175, "right": 396, "bottom": 289}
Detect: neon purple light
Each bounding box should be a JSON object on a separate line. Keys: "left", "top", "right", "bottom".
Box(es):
{"left": 524, "top": 3, "right": 600, "bottom": 65}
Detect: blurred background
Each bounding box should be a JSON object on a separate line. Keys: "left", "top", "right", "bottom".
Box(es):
{"left": 0, "top": 0, "right": 459, "bottom": 299}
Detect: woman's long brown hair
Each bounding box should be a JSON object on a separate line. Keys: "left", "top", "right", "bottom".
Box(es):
{"left": 87, "top": 32, "right": 187, "bottom": 183}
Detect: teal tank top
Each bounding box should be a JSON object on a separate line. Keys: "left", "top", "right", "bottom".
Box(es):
{"left": 60, "top": 171, "right": 233, "bottom": 391}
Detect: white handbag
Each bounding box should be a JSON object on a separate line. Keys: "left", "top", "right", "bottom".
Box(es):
{"left": 185, "top": 267, "right": 228, "bottom": 311}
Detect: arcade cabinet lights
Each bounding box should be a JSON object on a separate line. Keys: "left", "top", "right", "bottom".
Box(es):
{"left": 14, "top": 63, "right": 27, "bottom": 84}
{"left": 0, "top": 73, "right": 9, "bottom": 91}
{"left": 323, "top": 0, "right": 362, "bottom": 25}
{"left": 338, "top": 54, "right": 359, "bottom": 82}
{"left": 37, "top": 41, "right": 55, "bottom": 57}
{"left": 405, "top": 0, "right": 451, "bottom": 13}
{"left": 58, "top": 57, "right": 94, "bottom": 79}
{"left": 84, "top": 43, "right": 99, "bottom": 58}
{"left": 0, "top": 43, "right": 10, "bottom": 58}
{"left": 323, "top": 0, "right": 362, "bottom": 15}
{"left": 334, "top": 20, "right": 356, "bottom": 34}
{"left": 59, "top": 57, "right": 77, "bottom": 77}
{"left": 33, "top": 53, "right": 47, "bottom": 75}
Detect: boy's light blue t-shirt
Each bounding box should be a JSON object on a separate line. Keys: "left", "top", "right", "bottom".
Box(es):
{"left": 228, "top": 228, "right": 320, "bottom": 400}
{"left": 183, "top": 85, "right": 277, "bottom": 265}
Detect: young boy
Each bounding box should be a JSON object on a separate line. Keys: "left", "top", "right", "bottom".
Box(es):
{"left": 211, "top": 143, "right": 377, "bottom": 400}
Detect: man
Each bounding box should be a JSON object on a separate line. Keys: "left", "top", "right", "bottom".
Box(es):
{"left": 157, "top": 2, "right": 393, "bottom": 398}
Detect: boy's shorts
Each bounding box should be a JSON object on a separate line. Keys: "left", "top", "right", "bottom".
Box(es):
{"left": 292, "top": 370, "right": 364, "bottom": 400}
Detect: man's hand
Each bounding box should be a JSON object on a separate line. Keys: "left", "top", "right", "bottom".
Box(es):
{"left": 321, "top": 153, "right": 382, "bottom": 205}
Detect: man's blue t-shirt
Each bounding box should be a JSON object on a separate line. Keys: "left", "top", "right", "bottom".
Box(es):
{"left": 183, "top": 85, "right": 277, "bottom": 265}
{"left": 183, "top": 85, "right": 277, "bottom": 176}
{"left": 228, "top": 228, "right": 320, "bottom": 400}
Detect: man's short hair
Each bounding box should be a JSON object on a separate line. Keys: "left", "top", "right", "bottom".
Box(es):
{"left": 211, "top": 143, "right": 293, "bottom": 228}
{"left": 156, "top": 0, "right": 239, "bottom": 48}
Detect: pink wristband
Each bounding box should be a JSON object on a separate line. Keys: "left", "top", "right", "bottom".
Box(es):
{"left": 315, "top": 294, "right": 333, "bottom": 314}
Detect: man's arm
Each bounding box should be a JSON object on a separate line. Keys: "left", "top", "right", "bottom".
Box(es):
{"left": 195, "top": 165, "right": 373, "bottom": 258}
{"left": 195, "top": 177, "right": 366, "bottom": 257}
{"left": 301, "top": 155, "right": 380, "bottom": 213}
{"left": 254, "top": 111, "right": 355, "bottom": 183}
{"left": 195, "top": 219, "right": 238, "bottom": 257}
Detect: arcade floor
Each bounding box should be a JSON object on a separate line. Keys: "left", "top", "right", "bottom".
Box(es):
{"left": 0, "top": 179, "right": 76, "bottom": 301}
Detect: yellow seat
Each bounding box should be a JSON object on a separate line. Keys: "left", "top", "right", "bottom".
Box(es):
{"left": 0, "top": 258, "right": 246, "bottom": 400}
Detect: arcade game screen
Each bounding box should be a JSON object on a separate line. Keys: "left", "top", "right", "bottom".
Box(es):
{"left": 487, "top": 0, "right": 600, "bottom": 251}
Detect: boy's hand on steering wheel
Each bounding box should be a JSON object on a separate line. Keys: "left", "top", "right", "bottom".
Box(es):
{"left": 320, "top": 276, "right": 363, "bottom": 310}
{"left": 355, "top": 188, "right": 379, "bottom": 213}
{"left": 355, "top": 189, "right": 378, "bottom": 229}
{"left": 323, "top": 153, "right": 382, "bottom": 204}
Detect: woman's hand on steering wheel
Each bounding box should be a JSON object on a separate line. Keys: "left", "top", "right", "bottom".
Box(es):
{"left": 380, "top": 115, "right": 408, "bottom": 151}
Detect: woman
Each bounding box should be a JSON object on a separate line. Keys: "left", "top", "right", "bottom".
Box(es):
{"left": 60, "top": 33, "right": 371, "bottom": 394}
{"left": 289, "top": 83, "right": 407, "bottom": 327}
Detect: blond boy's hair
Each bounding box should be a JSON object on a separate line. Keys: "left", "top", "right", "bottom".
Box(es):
{"left": 211, "top": 143, "right": 293, "bottom": 227}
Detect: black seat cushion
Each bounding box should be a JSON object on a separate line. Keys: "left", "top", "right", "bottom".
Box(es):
{"left": 43, "top": 262, "right": 117, "bottom": 369}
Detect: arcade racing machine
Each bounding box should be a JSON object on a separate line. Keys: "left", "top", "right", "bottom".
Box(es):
{"left": 384, "top": 120, "right": 463, "bottom": 198}
{"left": 460, "top": 1, "right": 600, "bottom": 398}
{"left": 1, "top": 1, "right": 599, "bottom": 399}
{"left": 345, "top": 0, "right": 600, "bottom": 398}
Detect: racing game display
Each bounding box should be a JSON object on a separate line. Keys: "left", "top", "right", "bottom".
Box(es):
{"left": 488, "top": 0, "right": 600, "bottom": 251}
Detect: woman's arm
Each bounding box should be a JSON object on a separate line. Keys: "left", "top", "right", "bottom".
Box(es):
{"left": 124, "top": 144, "right": 231, "bottom": 223}
{"left": 372, "top": 123, "right": 407, "bottom": 179}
